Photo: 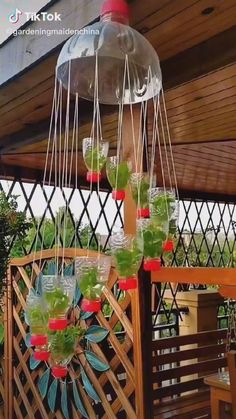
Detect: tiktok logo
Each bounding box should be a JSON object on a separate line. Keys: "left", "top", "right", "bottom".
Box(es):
{"left": 8, "top": 8, "right": 22, "bottom": 24}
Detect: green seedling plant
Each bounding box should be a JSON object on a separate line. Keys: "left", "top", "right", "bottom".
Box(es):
{"left": 44, "top": 288, "right": 70, "bottom": 318}
{"left": 131, "top": 177, "right": 149, "bottom": 208}
{"left": 107, "top": 161, "right": 131, "bottom": 190}
{"left": 49, "top": 325, "right": 85, "bottom": 364}
{"left": 151, "top": 193, "right": 175, "bottom": 222}
{"left": 142, "top": 222, "right": 167, "bottom": 259}
{"left": 79, "top": 267, "right": 103, "bottom": 300}
{"left": 168, "top": 218, "right": 177, "bottom": 238}
{"left": 84, "top": 147, "right": 107, "bottom": 173}
{"left": 27, "top": 305, "right": 49, "bottom": 335}
{"left": 113, "top": 241, "right": 143, "bottom": 277}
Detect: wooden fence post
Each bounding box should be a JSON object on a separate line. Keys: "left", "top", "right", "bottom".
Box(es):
{"left": 123, "top": 107, "right": 153, "bottom": 419}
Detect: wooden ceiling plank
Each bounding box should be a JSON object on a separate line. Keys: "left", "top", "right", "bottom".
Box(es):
{"left": 157, "top": 2, "right": 236, "bottom": 60}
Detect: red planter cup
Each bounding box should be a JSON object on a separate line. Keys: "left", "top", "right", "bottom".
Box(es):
{"left": 34, "top": 350, "right": 50, "bottom": 362}
{"left": 52, "top": 366, "right": 68, "bottom": 379}
{"left": 163, "top": 239, "right": 174, "bottom": 252}
{"left": 86, "top": 171, "right": 101, "bottom": 183}
{"left": 137, "top": 208, "right": 150, "bottom": 219}
{"left": 49, "top": 318, "right": 68, "bottom": 331}
{"left": 81, "top": 298, "right": 101, "bottom": 313}
{"left": 118, "top": 277, "right": 137, "bottom": 291}
{"left": 112, "top": 190, "right": 125, "bottom": 201}
{"left": 30, "top": 335, "right": 48, "bottom": 346}
{"left": 143, "top": 258, "right": 161, "bottom": 272}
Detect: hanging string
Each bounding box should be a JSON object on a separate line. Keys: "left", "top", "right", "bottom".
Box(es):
{"left": 74, "top": 93, "right": 79, "bottom": 256}
{"left": 159, "top": 94, "right": 173, "bottom": 191}
{"left": 61, "top": 60, "right": 71, "bottom": 273}
{"left": 161, "top": 88, "right": 179, "bottom": 202}
{"left": 31, "top": 74, "right": 59, "bottom": 283}
{"left": 126, "top": 55, "right": 138, "bottom": 174}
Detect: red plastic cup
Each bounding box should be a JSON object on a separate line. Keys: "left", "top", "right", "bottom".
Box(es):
{"left": 143, "top": 258, "right": 161, "bottom": 272}
{"left": 86, "top": 171, "right": 101, "bottom": 183}
{"left": 163, "top": 239, "right": 174, "bottom": 252}
{"left": 34, "top": 351, "right": 50, "bottom": 362}
{"left": 81, "top": 298, "right": 101, "bottom": 313}
{"left": 112, "top": 190, "right": 125, "bottom": 201}
{"left": 52, "top": 366, "right": 68, "bottom": 379}
{"left": 137, "top": 208, "right": 150, "bottom": 219}
{"left": 30, "top": 335, "right": 48, "bottom": 346}
{"left": 49, "top": 318, "right": 67, "bottom": 331}
{"left": 118, "top": 277, "right": 137, "bottom": 291}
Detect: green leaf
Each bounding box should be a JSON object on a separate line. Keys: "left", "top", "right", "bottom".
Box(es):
{"left": 85, "top": 350, "right": 110, "bottom": 372}
{"left": 80, "top": 366, "right": 101, "bottom": 402}
{"left": 73, "top": 286, "right": 81, "bottom": 307}
{"left": 85, "top": 326, "right": 109, "bottom": 343}
{"left": 38, "top": 368, "right": 50, "bottom": 399}
{"left": 29, "top": 355, "right": 41, "bottom": 370}
{"left": 72, "top": 381, "right": 88, "bottom": 419}
{"left": 80, "top": 311, "right": 93, "bottom": 320}
{"left": 47, "top": 261, "right": 56, "bottom": 275}
{"left": 47, "top": 379, "right": 58, "bottom": 413}
{"left": 25, "top": 333, "right": 32, "bottom": 348}
{"left": 63, "top": 264, "right": 73, "bottom": 276}
{"left": 61, "top": 381, "right": 70, "bottom": 419}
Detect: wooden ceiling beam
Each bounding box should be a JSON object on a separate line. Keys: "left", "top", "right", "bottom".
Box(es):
{"left": 162, "top": 25, "right": 236, "bottom": 90}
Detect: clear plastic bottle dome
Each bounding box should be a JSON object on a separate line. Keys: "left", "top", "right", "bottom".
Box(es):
{"left": 56, "top": 0, "right": 162, "bottom": 104}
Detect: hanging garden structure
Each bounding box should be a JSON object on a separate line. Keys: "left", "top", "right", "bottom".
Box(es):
{"left": 24, "top": 0, "right": 179, "bottom": 414}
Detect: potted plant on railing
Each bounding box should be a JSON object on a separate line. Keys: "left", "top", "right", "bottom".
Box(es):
{"left": 25, "top": 293, "right": 50, "bottom": 361}
{"left": 106, "top": 156, "right": 131, "bottom": 200}
{"left": 110, "top": 231, "right": 143, "bottom": 290}
{"left": 42, "top": 275, "right": 76, "bottom": 331}
{"left": 83, "top": 138, "right": 109, "bottom": 183}
{"left": 75, "top": 256, "right": 111, "bottom": 312}
{"left": 137, "top": 219, "right": 167, "bottom": 271}
{"left": 49, "top": 325, "right": 85, "bottom": 378}
{"left": 130, "top": 172, "right": 150, "bottom": 218}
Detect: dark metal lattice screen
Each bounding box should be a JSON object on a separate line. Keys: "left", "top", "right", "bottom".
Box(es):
{"left": 1, "top": 178, "right": 236, "bottom": 335}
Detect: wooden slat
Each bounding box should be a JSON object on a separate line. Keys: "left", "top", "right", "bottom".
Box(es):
{"left": 152, "top": 267, "right": 236, "bottom": 287}
{"left": 152, "top": 328, "right": 227, "bottom": 350}
{"left": 154, "top": 378, "right": 206, "bottom": 399}
{"left": 153, "top": 342, "right": 226, "bottom": 366}
{"left": 154, "top": 357, "right": 227, "bottom": 382}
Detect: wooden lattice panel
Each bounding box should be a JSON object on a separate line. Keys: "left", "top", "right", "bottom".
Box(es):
{"left": 4, "top": 249, "right": 137, "bottom": 419}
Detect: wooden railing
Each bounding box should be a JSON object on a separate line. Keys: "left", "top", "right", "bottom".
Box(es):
{"left": 1, "top": 249, "right": 152, "bottom": 419}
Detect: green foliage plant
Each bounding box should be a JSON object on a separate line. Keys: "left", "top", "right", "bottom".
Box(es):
{"left": 151, "top": 192, "right": 175, "bottom": 222}
{"left": 141, "top": 221, "right": 167, "bottom": 259}
{"left": 131, "top": 175, "right": 149, "bottom": 209}
{"left": 44, "top": 288, "right": 70, "bottom": 318}
{"left": 0, "top": 191, "right": 31, "bottom": 299}
{"left": 84, "top": 147, "right": 107, "bottom": 173}
{"left": 106, "top": 160, "right": 131, "bottom": 190}
{"left": 79, "top": 268, "right": 103, "bottom": 300}
{"left": 50, "top": 325, "right": 85, "bottom": 364}
{"left": 27, "top": 304, "right": 49, "bottom": 335}
{"left": 113, "top": 240, "right": 143, "bottom": 278}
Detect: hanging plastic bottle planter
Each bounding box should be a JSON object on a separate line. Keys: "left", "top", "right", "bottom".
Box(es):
{"left": 130, "top": 172, "right": 150, "bottom": 218}
{"left": 75, "top": 256, "right": 111, "bottom": 312}
{"left": 83, "top": 138, "right": 109, "bottom": 183}
{"left": 149, "top": 188, "right": 176, "bottom": 253}
{"left": 110, "top": 231, "right": 143, "bottom": 290}
{"left": 25, "top": 293, "right": 50, "bottom": 361}
{"left": 106, "top": 156, "right": 131, "bottom": 201}
{"left": 42, "top": 275, "right": 76, "bottom": 331}
{"left": 137, "top": 219, "right": 168, "bottom": 272}
{"left": 49, "top": 325, "right": 83, "bottom": 379}
{"left": 163, "top": 201, "right": 179, "bottom": 252}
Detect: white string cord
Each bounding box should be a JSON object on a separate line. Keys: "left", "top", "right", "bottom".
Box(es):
{"left": 61, "top": 60, "right": 71, "bottom": 272}
{"left": 161, "top": 88, "right": 179, "bottom": 202}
